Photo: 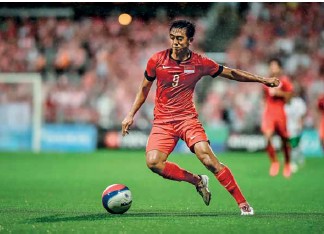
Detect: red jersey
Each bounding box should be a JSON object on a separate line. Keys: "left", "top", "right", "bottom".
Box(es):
{"left": 145, "top": 49, "right": 222, "bottom": 123}
{"left": 263, "top": 75, "right": 294, "bottom": 116}
{"left": 318, "top": 95, "right": 324, "bottom": 112}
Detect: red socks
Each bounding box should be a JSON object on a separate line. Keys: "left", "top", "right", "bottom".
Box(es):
{"left": 161, "top": 162, "right": 247, "bottom": 205}
{"left": 215, "top": 166, "right": 246, "bottom": 204}
{"left": 266, "top": 143, "right": 277, "bottom": 162}
{"left": 161, "top": 162, "right": 200, "bottom": 185}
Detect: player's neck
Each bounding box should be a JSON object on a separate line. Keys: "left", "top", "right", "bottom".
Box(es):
{"left": 171, "top": 49, "right": 191, "bottom": 62}
{"left": 271, "top": 71, "right": 282, "bottom": 77}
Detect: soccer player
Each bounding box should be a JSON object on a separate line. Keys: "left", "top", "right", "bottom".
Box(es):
{"left": 121, "top": 20, "right": 279, "bottom": 215}
{"left": 261, "top": 58, "right": 294, "bottom": 178}
{"left": 284, "top": 87, "right": 307, "bottom": 173}
{"left": 318, "top": 95, "right": 324, "bottom": 150}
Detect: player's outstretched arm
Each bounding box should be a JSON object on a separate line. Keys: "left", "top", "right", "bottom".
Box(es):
{"left": 220, "top": 66, "right": 280, "bottom": 87}
{"left": 121, "top": 78, "right": 153, "bottom": 136}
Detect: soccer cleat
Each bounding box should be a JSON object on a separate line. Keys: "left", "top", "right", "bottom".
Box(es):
{"left": 269, "top": 161, "right": 280, "bottom": 176}
{"left": 283, "top": 163, "right": 291, "bottom": 178}
{"left": 239, "top": 202, "right": 254, "bottom": 215}
{"left": 196, "top": 175, "right": 211, "bottom": 206}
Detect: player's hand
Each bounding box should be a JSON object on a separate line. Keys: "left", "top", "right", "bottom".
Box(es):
{"left": 121, "top": 115, "right": 134, "bottom": 137}
{"left": 265, "top": 77, "right": 280, "bottom": 88}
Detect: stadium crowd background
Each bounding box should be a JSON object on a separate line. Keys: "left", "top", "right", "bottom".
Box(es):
{"left": 0, "top": 2, "right": 323, "bottom": 139}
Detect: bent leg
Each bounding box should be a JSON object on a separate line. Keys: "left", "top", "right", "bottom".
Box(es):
{"left": 146, "top": 150, "right": 200, "bottom": 185}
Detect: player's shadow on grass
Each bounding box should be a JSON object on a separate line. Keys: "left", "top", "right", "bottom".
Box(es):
{"left": 32, "top": 211, "right": 324, "bottom": 223}
{"left": 33, "top": 212, "right": 223, "bottom": 223}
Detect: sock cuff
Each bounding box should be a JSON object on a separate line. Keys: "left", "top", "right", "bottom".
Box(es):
{"left": 215, "top": 166, "right": 229, "bottom": 179}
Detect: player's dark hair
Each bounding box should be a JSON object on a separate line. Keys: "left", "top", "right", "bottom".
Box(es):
{"left": 170, "top": 19, "right": 196, "bottom": 38}
{"left": 269, "top": 57, "right": 282, "bottom": 68}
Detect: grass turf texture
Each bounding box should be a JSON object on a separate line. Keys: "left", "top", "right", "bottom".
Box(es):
{"left": 0, "top": 150, "right": 323, "bottom": 233}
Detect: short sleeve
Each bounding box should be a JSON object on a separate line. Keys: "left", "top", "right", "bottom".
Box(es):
{"left": 282, "top": 78, "right": 294, "bottom": 92}
{"left": 202, "top": 56, "right": 223, "bottom": 78}
{"left": 144, "top": 54, "right": 158, "bottom": 82}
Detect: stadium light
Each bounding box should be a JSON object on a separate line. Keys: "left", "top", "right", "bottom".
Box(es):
{"left": 118, "top": 13, "right": 132, "bottom": 26}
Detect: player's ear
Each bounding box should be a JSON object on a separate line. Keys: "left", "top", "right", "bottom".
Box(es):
{"left": 189, "top": 38, "right": 194, "bottom": 44}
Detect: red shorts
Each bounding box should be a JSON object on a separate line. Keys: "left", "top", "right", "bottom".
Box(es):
{"left": 146, "top": 118, "right": 208, "bottom": 155}
{"left": 261, "top": 113, "right": 289, "bottom": 138}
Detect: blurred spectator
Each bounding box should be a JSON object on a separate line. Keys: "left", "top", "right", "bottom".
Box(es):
{"left": 0, "top": 3, "right": 323, "bottom": 133}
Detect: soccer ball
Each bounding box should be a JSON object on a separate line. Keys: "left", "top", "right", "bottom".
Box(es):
{"left": 102, "top": 184, "right": 132, "bottom": 214}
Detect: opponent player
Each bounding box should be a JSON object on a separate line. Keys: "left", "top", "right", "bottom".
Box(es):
{"left": 284, "top": 87, "right": 307, "bottom": 173}
{"left": 262, "top": 58, "right": 294, "bottom": 178}
{"left": 121, "top": 20, "right": 279, "bottom": 215}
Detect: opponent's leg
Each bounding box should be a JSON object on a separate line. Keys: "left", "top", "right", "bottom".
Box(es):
{"left": 290, "top": 147, "right": 299, "bottom": 173}
{"left": 289, "top": 136, "right": 303, "bottom": 173}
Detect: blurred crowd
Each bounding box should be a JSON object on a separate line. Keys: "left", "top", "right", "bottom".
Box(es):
{"left": 202, "top": 2, "right": 324, "bottom": 133}
{"left": 0, "top": 2, "right": 323, "bottom": 133}
{"left": 0, "top": 14, "right": 206, "bottom": 130}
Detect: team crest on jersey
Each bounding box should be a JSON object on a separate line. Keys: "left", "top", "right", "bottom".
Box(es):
{"left": 184, "top": 65, "right": 195, "bottom": 74}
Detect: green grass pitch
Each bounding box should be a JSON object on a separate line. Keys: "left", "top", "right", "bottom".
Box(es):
{"left": 0, "top": 149, "right": 324, "bottom": 233}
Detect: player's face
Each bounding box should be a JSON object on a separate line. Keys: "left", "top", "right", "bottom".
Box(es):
{"left": 269, "top": 61, "right": 281, "bottom": 76}
{"left": 169, "top": 28, "right": 191, "bottom": 53}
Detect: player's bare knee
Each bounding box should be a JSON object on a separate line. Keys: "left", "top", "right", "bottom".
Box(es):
{"left": 146, "top": 152, "right": 162, "bottom": 171}
{"left": 265, "top": 138, "right": 272, "bottom": 145}
{"left": 264, "top": 134, "right": 273, "bottom": 143}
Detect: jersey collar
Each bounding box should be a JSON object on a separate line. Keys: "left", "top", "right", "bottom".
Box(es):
{"left": 169, "top": 48, "right": 192, "bottom": 64}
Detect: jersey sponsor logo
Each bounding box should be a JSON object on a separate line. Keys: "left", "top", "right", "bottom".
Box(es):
{"left": 162, "top": 65, "right": 172, "bottom": 69}
{"left": 184, "top": 65, "right": 195, "bottom": 74}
